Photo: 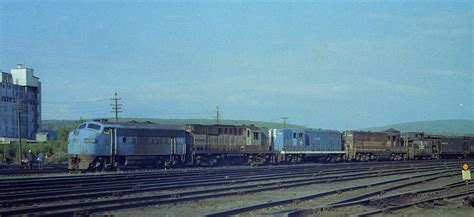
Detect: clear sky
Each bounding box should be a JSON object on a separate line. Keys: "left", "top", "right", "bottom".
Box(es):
{"left": 0, "top": 0, "right": 472, "bottom": 130}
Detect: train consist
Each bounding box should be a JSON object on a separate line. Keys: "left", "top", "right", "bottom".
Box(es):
{"left": 67, "top": 120, "right": 474, "bottom": 170}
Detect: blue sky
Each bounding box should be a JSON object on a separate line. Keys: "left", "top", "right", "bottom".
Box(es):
{"left": 0, "top": 0, "right": 472, "bottom": 129}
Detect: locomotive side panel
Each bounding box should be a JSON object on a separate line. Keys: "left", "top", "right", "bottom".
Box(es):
{"left": 187, "top": 124, "right": 267, "bottom": 154}
{"left": 115, "top": 128, "right": 186, "bottom": 156}
{"left": 304, "top": 130, "right": 343, "bottom": 152}
{"left": 344, "top": 131, "right": 400, "bottom": 161}
{"left": 272, "top": 129, "right": 306, "bottom": 151}
{"left": 188, "top": 125, "right": 244, "bottom": 154}
{"left": 345, "top": 131, "right": 388, "bottom": 150}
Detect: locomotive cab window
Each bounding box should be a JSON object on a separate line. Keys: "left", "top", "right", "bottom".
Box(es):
{"left": 78, "top": 124, "right": 86, "bottom": 129}
{"left": 253, "top": 132, "right": 259, "bottom": 140}
{"left": 87, "top": 123, "right": 102, "bottom": 131}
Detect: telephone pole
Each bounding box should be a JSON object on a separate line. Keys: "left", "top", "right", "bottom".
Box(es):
{"left": 281, "top": 117, "right": 289, "bottom": 128}
{"left": 214, "top": 106, "right": 221, "bottom": 125}
{"left": 15, "top": 95, "right": 24, "bottom": 164}
{"left": 110, "top": 92, "right": 122, "bottom": 122}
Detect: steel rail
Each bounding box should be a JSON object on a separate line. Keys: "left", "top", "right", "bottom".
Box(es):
{"left": 0, "top": 165, "right": 442, "bottom": 208}
{"left": 0, "top": 165, "right": 388, "bottom": 204}
{"left": 0, "top": 163, "right": 410, "bottom": 195}
{"left": 204, "top": 170, "right": 459, "bottom": 217}
{"left": 280, "top": 178, "right": 467, "bottom": 216}
{"left": 2, "top": 160, "right": 455, "bottom": 193}
{"left": 0, "top": 165, "right": 387, "bottom": 200}
{"left": 1, "top": 160, "right": 465, "bottom": 188}
{"left": 352, "top": 187, "right": 474, "bottom": 216}
{"left": 0, "top": 166, "right": 454, "bottom": 216}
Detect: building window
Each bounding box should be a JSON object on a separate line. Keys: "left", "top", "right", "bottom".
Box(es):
{"left": 293, "top": 132, "right": 296, "bottom": 139}
{"left": 298, "top": 133, "right": 303, "bottom": 139}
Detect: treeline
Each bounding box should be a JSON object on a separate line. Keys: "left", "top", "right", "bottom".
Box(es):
{"left": 1, "top": 127, "right": 72, "bottom": 164}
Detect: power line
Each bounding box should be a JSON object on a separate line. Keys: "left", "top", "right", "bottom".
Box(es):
{"left": 110, "top": 92, "right": 122, "bottom": 122}
{"left": 43, "top": 98, "right": 108, "bottom": 104}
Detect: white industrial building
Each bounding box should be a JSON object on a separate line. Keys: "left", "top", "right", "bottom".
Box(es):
{"left": 0, "top": 64, "right": 41, "bottom": 142}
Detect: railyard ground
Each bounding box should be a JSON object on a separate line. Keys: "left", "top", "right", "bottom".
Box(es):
{"left": 107, "top": 172, "right": 473, "bottom": 216}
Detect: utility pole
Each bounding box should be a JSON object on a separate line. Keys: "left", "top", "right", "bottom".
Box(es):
{"left": 281, "top": 117, "right": 289, "bottom": 128}
{"left": 2, "top": 142, "right": 5, "bottom": 163}
{"left": 15, "top": 95, "right": 24, "bottom": 164}
{"left": 110, "top": 92, "right": 122, "bottom": 122}
{"left": 215, "top": 106, "right": 221, "bottom": 125}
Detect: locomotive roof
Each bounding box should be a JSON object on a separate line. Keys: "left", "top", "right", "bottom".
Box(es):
{"left": 86, "top": 121, "right": 186, "bottom": 130}
{"left": 279, "top": 128, "right": 340, "bottom": 133}
{"left": 344, "top": 130, "right": 390, "bottom": 134}
{"left": 186, "top": 124, "right": 260, "bottom": 129}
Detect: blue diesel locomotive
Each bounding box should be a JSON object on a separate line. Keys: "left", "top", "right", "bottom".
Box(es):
{"left": 68, "top": 121, "right": 187, "bottom": 170}
{"left": 273, "top": 128, "right": 344, "bottom": 163}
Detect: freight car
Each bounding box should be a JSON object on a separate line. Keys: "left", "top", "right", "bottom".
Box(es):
{"left": 468, "top": 136, "right": 474, "bottom": 158}
{"left": 436, "top": 135, "right": 469, "bottom": 159}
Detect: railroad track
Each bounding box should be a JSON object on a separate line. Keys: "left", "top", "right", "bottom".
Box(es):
{"left": 205, "top": 171, "right": 469, "bottom": 216}
{"left": 0, "top": 160, "right": 471, "bottom": 216}
{"left": 0, "top": 164, "right": 449, "bottom": 208}
{"left": 282, "top": 181, "right": 474, "bottom": 217}
{"left": 354, "top": 181, "right": 474, "bottom": 216}
{"left": 205, "top": 162, "right": 474, "bottom": 216}
{"left": 0, "top": 163, "right": 68, "bottom": 176}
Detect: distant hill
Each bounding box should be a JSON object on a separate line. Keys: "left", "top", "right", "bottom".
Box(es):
{"left": 42, "top": 118, "right": 304, "bottom": 131}
{"left": 43, "top": 119, "right": 473, "bottom": 136}
{"left": 362, "top": 120, "right": 474, "bottom": 136}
